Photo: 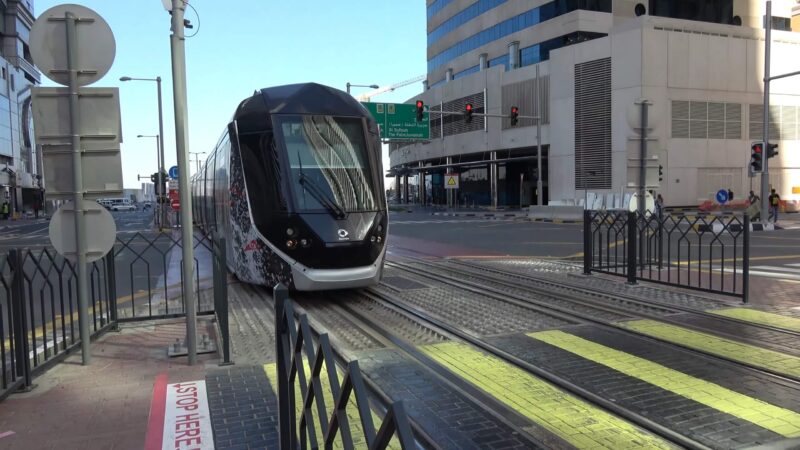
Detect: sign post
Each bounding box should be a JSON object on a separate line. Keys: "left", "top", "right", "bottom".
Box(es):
{"left": 30, "top": 4, "right": 118, "bottom": 365}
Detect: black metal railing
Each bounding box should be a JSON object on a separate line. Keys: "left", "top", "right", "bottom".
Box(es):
{"left": 0, "top": 248, "right": 115, "bottom": 401}
{"left": 584, "top": 210, "right": 749, "bottom": 302}
{"left": 273, "top": 284, "right": 415, "bottom": 449}
{"left": 113, "top": 229, "right": 215, "bottom": 321}
{"left": 211, "top": 235, "right": 231, "bottom": 365}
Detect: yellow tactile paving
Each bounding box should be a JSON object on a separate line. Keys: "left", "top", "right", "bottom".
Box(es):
{"left": 530, "top": 330, "right": 800, "bottom": 437}
{"left": 621, "top": 320, "right": 800, "bottom": 378}
{"left": 418, "top": 341, "right": 677, "bottom": 449}
{"left": 264, "top": 363, "right": 400, "bottom": 449}
{"left": 709, "top": 308, "right": 800, "bottom": 333}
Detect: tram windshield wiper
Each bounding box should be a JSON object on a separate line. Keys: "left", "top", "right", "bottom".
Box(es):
{"left": 298, "top": 171, "right": 347, "bottom": 219}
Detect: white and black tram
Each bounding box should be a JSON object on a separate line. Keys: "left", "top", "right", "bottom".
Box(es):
{"left": 190, "top": 83, "right": 387, "bottom": 290}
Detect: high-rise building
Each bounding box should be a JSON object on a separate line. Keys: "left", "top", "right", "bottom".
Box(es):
{"left": 391, "top": 0, "right": 800, "bottom": 209}
{"left": 0, "top": 0, "right": 41, "bottom": 218}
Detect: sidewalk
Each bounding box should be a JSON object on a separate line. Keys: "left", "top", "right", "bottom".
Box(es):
{"left": 0, "top": 317, "right": 217, "bottom": 450}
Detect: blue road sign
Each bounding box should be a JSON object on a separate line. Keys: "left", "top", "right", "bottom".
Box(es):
{"left": 716, "top": 189, "right": 729, "bottom": 204}
{"left": 168, "top": 166, "right": 179, "bottom": 179}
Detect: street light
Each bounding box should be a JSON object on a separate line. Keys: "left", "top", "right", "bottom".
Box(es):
{"left": 189, "top": 151, "right": 206, "bottom": 174}
{"left": 121, "top": 75, "right": 166, "bottom": 228}
{"left": 346, "top": 82, "right": 379, "bottom": 95}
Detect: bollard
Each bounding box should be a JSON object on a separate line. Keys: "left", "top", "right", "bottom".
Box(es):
{"left": 743, "top": 214, "right": 750, "bottom": 304}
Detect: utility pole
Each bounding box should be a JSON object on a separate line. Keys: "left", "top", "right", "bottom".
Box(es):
{"left": 536, "top": 65, "right": 543, "bottom": 206}
{"left": 169, "top": 0, "right": 196, "bottom": 365}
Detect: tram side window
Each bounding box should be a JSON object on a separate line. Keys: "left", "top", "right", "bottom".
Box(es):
{"left": 214, "top": 137, "right": 229, "bottom": 229}
{"left": 205, "top": 151, "right": 216, "bottom": 229}
{"left": 237, "top": 131, "right": 287, "bottom": 229}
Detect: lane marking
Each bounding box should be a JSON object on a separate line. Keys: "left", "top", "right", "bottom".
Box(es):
{"left": 530, "top": 330, "right": 800, "bottom": 437}
{"left": 418, "top": 341, "right": 677, "bottom": 449}
{"left": 162, "top": 380, "right": 214, "bottom": 450}
{"left": 709, "top": 308, "right": 800, "bottom": 333}
{"left": 263, "top": 364, "right": 400, "bottom": 449}
{"left": 620, "top": 320, "right": 800, "bottom": 378}
{"left": 145, "top": 373, "right": 169, "bottom": 450}
{"left": 0, "top": 431, "right": 15, "bottom": 439}
{"left": 752, "top": 265, "right": 800, "bottom": 274}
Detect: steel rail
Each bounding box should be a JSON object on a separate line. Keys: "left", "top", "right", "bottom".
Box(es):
{"left": 357, "top": 287, "right": 708, "bottom": 450}
{"left": 386, "top": 260, "right": 800, "bottom": 387}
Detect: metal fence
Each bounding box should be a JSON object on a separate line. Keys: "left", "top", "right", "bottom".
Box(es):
{"left": 273, "top": 284, "right": 415, "bottom": 449}
{"left": 0, "top": 228, "right": 230, "bottom": 401}
{"left": 584, "top": 210, "right": 749, "bottom": 302}
{"left": 0, "top": 248, "right": 116, "bottom": 401}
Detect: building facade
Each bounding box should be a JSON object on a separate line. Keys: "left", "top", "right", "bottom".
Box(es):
{"left": 0, "top": 0, "right": 40, "bottom": 218}
{"left": 390, "top": 0, "right": 800, "bottom": 208}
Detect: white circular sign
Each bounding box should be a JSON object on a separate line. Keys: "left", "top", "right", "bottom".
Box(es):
{"left": 30, "top": 4, "right": 116, "bottom": 87}
{"left": 49, "top": 201, "right": 117, "bottom": 263}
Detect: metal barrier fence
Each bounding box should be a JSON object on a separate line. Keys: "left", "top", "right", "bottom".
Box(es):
{"left": 273, "top": 284, "right": 415, "bottom": 449}
{"left": 583, "top": 210, "right": 749, "bottom": 302}
{"left": 0, "top": 248, "right": 115, "bottom": 401}
{"left": 0, "top": 227, "right": 231, "bottom": 401}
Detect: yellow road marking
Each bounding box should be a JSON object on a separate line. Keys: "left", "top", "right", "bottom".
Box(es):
{"left": 673, "top": 254, "right": 800, "bottom": 266}
{"left": 710, "top": 308, "right": 800, "bottom": 333}
{"left": 621, "top": 320, "right": 800, "bottom": 378}
{"left": 530, "top": 330, "right": 800, "bottom": 437}
{"left": 263, "top": 363, "right": 400, "bottom": 449}
{"left": 419, "top": 341, "right": 677, "bottom": 449}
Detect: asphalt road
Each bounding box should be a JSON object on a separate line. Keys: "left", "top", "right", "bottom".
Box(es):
{"left": 387, "top": 211, "right": 800, "bottom": 282}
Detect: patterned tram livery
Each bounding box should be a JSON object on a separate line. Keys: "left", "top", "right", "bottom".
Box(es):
{"left": 191, "top": 83, "right": 388, "bottom": 290}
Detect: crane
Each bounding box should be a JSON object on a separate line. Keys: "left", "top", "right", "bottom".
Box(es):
{"left": 355, "top": 75, "right": 426, "bottom": 101}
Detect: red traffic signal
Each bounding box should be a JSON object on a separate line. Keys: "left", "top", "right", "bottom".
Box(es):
{"left": 415, "top": 100, "right": 424, "bottom": 122}
{"left": 510, "top": 106, "right": 519, "bottom": 126}
{"left": 750, "top": 142, "right": 764, "bottom": 173}
{"left": 465, "top": 103, "right": 473, "bottom": 123}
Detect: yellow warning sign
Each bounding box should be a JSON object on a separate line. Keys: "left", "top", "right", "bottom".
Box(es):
{"left": 793, "top": 186, "right": 800, "bottom": 194}
{"left": 445, "top": 173, "right": 459, "bottom": 189}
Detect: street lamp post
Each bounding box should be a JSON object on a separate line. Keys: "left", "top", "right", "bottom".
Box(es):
{"left": 346, "top": 82, "right": 379, "bottom": 95}
{"left": 189, "top": 151, "right": 206, "bottom": 174}
{"left": 121, "top": 76, "right": 166, "bottom": 228}
{"left": 138, "top": 134, "right": 161, "bottom": 227}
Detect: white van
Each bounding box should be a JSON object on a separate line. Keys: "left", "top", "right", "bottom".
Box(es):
{"left": 105, "top": 198, "right": 136, "bottom": 211}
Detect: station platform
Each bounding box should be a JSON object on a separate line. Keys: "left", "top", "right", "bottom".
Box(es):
{"left": 2, "top": 256, "right": 800, "bottom": 449}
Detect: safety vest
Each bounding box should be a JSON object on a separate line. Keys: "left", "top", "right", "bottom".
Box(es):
{"left": 771, "top": 195, "right": 780, "bottom": 206}
{"left": 1, "top": 204, "right": 7, "bottom": 213}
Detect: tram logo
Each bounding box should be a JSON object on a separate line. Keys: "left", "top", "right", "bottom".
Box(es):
{"left": 337, "top": 229, "right": 349, "bottom": 240}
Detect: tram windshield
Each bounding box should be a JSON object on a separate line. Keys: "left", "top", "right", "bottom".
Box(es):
{"left": 278, "top": 115, "right": 380, "bottom": 214}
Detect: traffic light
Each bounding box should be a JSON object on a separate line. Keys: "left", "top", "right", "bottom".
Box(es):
{"left": 150, "top": 173, "right": 157, "bottom": 183}
{"left": 767, "top": 143, "right": 779, "bottom": 159}
{"left": 465, "top": 103, "right": 473, "bottom": 123}
{"left": 658, "top": 164, "right": 663, "bottom": 182}
{"left": 750, "top": 142, "right": 764, "bottom": 174}
{"left": 415, "top": 100, "right": 424, "bottom": 122}
{"left": 510, "top": 106, "right": 519, "bottom": 126}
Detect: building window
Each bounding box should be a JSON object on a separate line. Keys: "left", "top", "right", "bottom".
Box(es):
{"left": 10, "top": 74, "right": 15, "bottom": 91}
{"left": 649, "top": 0, "right": 735, "bottom": 25}
{"left": 2, "top": 67, "right": 7, "bottom": 80}
{"left": 574, "top": 58, "right": 612, "bottom": 190}
{"left": 489, "top": 54, "right": 509, "bottom": 70}
{"left": 453, "top": 65, "right": 480, "bottom": 80}
{"left": 671, "top": 101, "right": 741, "bottom": 139}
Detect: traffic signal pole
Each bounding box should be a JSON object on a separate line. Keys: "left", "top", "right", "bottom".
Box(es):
{"left": 760, "top": 1, "right": 772, "bottom": 225}
{"left": 170, "top": 0, "right": 197, "bottom": 365}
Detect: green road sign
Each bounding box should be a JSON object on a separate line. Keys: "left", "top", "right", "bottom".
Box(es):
{"left": 362, "top": 102, "right": 430, "bottom": 140}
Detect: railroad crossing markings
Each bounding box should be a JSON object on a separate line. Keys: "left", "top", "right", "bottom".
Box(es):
{"left": 621, "top": 320, "right": 800, "bottom": 378}
{"left": 419, "top": 341, "right": 677, "bottom": 449}
{"left": 709, "top": 307, "right": 800, "bottom": 333}
{"left": 530, "top": 330, "right": 800, "bottom": 437}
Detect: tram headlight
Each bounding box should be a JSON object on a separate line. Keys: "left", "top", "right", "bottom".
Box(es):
{"left": 376, "top": 236, "right": 382, "bottom": 243}
{"left": 300, "top": 238, "right": 310, "bottom": 247}
{"left": 286, "top": 239, "right": 297, "bottom": 249}
{"left": 286, "top": 228, "right": 296, "bottom": 237}
{"left": 377, "top": 225, "right": 383, "bottom": 233}
{"left": 370, "top": 236, "right": 377, "bottom": 243}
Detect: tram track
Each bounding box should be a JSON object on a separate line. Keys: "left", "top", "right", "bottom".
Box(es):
{"left": 385, "top": 259, "right": 800, "bottom": 387}
{"left": 322, "top": 288, "right": 701, "bottom": 449}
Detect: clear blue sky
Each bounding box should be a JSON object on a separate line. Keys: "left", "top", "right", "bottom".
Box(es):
{"left": 37, "top": 0, "right": 427, "bottom": 188}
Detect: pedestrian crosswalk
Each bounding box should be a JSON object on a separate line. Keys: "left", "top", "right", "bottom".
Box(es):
{"left": 749, "top": 263, "right": 800, "bottom": 281}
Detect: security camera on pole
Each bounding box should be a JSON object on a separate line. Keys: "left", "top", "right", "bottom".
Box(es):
{"left": 164, "top": 0, "right": 198, "bottom": 365}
